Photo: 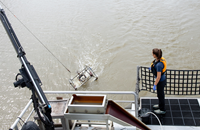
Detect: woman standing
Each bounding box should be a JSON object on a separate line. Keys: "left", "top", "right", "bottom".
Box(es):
{"left": 150, "top": 48, "right": 167, "bottom": 114}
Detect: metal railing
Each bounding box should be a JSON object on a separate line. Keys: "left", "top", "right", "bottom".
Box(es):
{"left": 10, "top": 91, "right": 139, "bottom": 130}
{"left": 10, "top": 100, "right": 34, "bottom": 130}
{"left": 44, "top": 91, "right": 139, "bottom": 117}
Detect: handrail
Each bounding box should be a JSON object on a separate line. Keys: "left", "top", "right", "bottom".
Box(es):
{"left": 10, "top": 91, "right": 138, "bottom": 130}
{"left": 44, "top": 91, "right": 139, "bottom": 117}
{"left": 10, "top": 99, "right": 33, "bottom": 130}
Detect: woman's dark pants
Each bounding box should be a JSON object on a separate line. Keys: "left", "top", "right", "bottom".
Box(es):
{"left": 157, "top": 79, "right": 166, "bottom": 111}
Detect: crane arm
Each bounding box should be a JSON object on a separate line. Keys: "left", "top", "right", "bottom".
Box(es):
{"left": 0, "top": 6, "right": 54, "bottom": 130}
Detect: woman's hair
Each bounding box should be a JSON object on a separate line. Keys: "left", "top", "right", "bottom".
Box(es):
{"left": 152, "top": 48, "right": 162, "bottom": 60}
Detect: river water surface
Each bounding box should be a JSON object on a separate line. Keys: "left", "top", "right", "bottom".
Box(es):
{"left": 0, "top": 0, "right": 200, "bottom": 129}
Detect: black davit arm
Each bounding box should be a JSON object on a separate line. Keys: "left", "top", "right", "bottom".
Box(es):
{"left": 0, "top": 6, "right": 54, "bottom": 130}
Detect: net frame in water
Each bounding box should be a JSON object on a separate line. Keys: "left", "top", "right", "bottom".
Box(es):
{"left": 69, "top": 66, "right": 98, "bottom": 90}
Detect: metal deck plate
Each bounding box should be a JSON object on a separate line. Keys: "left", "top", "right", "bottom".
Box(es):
{"left": 141, "top": 98, "right": 200, "bottom": 126}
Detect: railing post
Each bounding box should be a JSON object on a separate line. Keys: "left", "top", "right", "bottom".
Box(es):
{"left": 133, "top": 92, "right": 138, "bottom": 118}
{"left": 135, "top": 66, "right": 140, "bottom": 94}
{"left": 135, "top": 66, "right": 140, "bottom": 111}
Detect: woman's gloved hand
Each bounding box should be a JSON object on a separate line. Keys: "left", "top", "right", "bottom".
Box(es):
{"left": 153, "top": 85, "right": 157, "bottom": 90}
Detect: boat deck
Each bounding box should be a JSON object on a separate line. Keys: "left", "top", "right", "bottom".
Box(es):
{"left": 50, "top": 97, "right": 200, "bottom": 130}
{"left": 141, "top": 97, "right": 200, "bottom": 126}
{"left": 10, "top": 91, "right": 200, "bottom": 130}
